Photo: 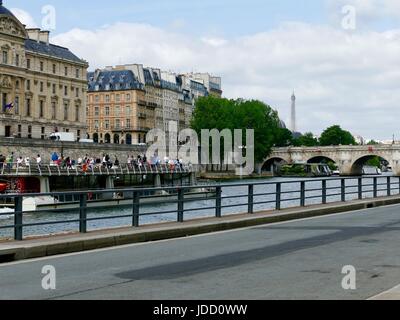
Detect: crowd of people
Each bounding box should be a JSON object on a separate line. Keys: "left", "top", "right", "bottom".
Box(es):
{"left": 0, "top": 152, "right": 187, "bottom": 172}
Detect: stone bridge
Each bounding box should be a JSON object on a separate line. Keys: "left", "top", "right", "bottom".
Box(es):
{"left": 261, "top": 145, "right": 400, "bottom": 176}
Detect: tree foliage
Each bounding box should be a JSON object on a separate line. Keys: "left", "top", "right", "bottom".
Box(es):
{"left": 293, "top": 132, "right": 319, "bottom": 147}
{"left": 319, "top": 125, "right": 356, "bottom": 146}
{"left": 191, "top": 96, "right": 283, "bottom": 163}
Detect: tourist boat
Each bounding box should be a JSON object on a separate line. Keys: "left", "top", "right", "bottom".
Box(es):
{"left": 278, "top": 163, "right": 332, "bottom": 177}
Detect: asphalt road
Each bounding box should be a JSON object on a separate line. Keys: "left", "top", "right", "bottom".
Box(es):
{"left": 2, "top": 204, "right": 400, "bottom": 300}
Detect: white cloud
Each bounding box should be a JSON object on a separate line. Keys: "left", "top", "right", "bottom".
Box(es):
{"left": 52, "top": 21, "right": 400, "bottom": 140}
{"left": 10, "top": 8, "right": 37, "bottom": 28}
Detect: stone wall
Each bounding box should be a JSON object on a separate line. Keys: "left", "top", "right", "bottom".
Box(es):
{"left": 0, "top": 138, "right": 147, "bottom": 162}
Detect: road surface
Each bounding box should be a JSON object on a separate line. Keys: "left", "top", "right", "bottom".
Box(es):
{"left": 2, "top": 204, "right": 400, "bottom": 300}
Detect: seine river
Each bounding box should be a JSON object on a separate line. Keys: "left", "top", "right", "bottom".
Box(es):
{"left": 0, "top": 175, "right": 396, "bottom": 239}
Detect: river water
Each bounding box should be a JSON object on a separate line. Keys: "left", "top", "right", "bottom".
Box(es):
{"left": 0, "top": 175, "right": 397, "bottom": 239}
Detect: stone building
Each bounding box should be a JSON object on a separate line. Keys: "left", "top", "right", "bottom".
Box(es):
{"left": 87, "top": 64, "right": 221, "bottom": 145}
{"left": 0, "top": 1, "right": 88, "bottom": 140}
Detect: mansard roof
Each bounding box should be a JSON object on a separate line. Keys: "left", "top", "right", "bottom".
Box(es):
{"left": 25, "top": 39, "right": 85, "bottom": 64}
{"left": 87, "top": 69, "right": 145, "bottom": 92}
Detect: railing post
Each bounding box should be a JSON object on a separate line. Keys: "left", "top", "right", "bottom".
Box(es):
{"left": 300, "top": 181, "right": 306, "bottom": 207}
{"left": 276, "top": 183, "right": 281, "bottom": 210}
{"left": 132, "top": 191, "right": 140, "bottom": 227}
{"left": 387, "top": 176, "right": 391, "bottom": 196}
{"left": 322, "top": 180, "right": 327, "bottom": 204}
{"left": 341, "top": 179, "right": 346, "bottom": 202}
{"left": 358, "top": 178, "right": 363, "bottom": 200}
{"left": 177, "top": 188, "right": 184, "bottom": 222}
{"left": 248, "top": 184, "right": 254, "bottom": 214}
{"left": 215, "top": 186, "right": 222, "bottom": 218}
{"left": 79, "top": 194, "right": 87, "bottom": 233}
{"left": 14, "top": 195, "right": 23, "bottom": 241}
{"left": 373, "top": 177, "right": 378, "bottom": 198}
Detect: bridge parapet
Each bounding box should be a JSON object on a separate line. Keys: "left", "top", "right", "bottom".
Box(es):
{"left": 263, "top": 145, "right": 400, "bottom": 176}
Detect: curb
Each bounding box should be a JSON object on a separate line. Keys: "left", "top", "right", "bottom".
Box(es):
{"left": 1, "top": 195, "right": 400, "bottom": 263}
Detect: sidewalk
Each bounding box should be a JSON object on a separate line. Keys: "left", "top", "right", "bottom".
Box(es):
{"left": 1, "top": 195, "right": 400, "bottom": 263}
{"left": 369, "top": 285, "right": 400, "bottom": 300}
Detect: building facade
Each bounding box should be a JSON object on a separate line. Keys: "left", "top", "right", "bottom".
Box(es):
{"left": 0, "top": 1, "right": 89, "bottom": 141}
{"left": 87, "top": 64, "right": 222, "bottom": 145}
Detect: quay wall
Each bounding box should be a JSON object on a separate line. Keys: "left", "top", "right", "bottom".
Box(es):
{"left": 0, "top": 138, "right": 147, "bottom": 162}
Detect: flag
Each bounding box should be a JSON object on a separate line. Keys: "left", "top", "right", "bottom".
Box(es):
{"left": 3, "top": 103, "right": 13, "bottom": 112}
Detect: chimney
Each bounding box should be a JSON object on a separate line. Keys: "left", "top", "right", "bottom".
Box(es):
{"left": 26, "top": 28, "right": 41, "bottom": 43}
{"left": 39, "top": 31, "right": 50, "bottom": 45}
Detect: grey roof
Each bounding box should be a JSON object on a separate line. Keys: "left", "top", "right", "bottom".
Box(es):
{"left": 87, "top": 69, "right": 145, "bottom": 92}
{"left": 0, "top": 2, "right": 16, "bottom": 19}
{"left": 25, "top": 39, "right": 84, "bottom": 64}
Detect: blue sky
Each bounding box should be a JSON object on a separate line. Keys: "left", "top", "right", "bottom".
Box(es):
{"left": 9, "top": 0, "right": 330, "bottom": 36}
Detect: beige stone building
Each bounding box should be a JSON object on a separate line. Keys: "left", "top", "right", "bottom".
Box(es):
{"left": 87, "top": 64, "right": 222, "bottom": 145}
{"left": 87, "top": 68, "right": 155, "bottom": 144}
{"left": 0, "top": 1, "right": 88, "bottom": 141}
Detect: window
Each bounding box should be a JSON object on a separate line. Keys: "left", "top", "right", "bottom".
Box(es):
{"left": 51, "top": 102, "right": 56, "bottom": 119}
{"left": 40, "top": 81, "right": 44, "bottom": 92}
{"left": 105, "top": 106, "right": 110, "bottom": 116}
{"left": 105, "top": 120, "right": 110, "bottom": 129}
{"left": 116, "top": 94, "right": 120, "bottom": 102}
{"left": 41, "top": 127, "right": 45, "bottom": 140}
{"left": 28, "top": 125, "right": 32, "bottom": 139}
{"left": 94, "top": 106, "right": 99, "bottom": 116}
{"left": 126, "top": 94, "right": 131, "bottom": 101}
{"left": 126, "top": 119, "right": 131, "bottom": 129}
{"left": 16, "top": 81, "right": 20, "bottom": 89}
{"left": 15, "top": 54, "right": 19, "bottom": 67}
{"left": 75, "top": 87, "right": 79, "bottom": 98}
{"left": 52, "top": 83, "right": 56, "bottom": 94}
{"left": 53, "top": 64, "right": 56, "bottom": 74}
{"left": 26, "top": 80, "right": 30, "bottom": 91}
{"left": 115, "top": 119, "right": 120, "bottom": 129}
{"left": 64, "top": 66, "right": 68, "bottom": 76}
{"left": 39, "top": 100, "right": 44, "bottom": 117}
{"left": 95, "top": 95, "right": 99, "bottom": 103}
{"left": 26, "top": 59, "right": 31, "bottom": 69}
{"left": 105, "top": 95, "right": 110, "bottom": 102}
{"left": 64, "top": 103, "right": 68, "bottom": 120}
{"left": 94, "top": 120, "right": 99, "bottom": 129}
{"left": 76, "top": 68, "right": 79, "bottom": 78}
{"left": 17, "top": 125, "right": 21, "bottom": 138}
{"left": 64, "top": 86, "right": 68, "bottom": 96}
{"left": 75, "top": 105, "right": 79, "bottom": 122}
{"left": 40, "top": 61, "right": 44, "bottom": 71}
{"left": 2, "top": 51, "right": 7, "bottom": 64}
{"left": 125, "top": 106, "right": 131, "bottom": 116}
{"left": 26, "top": 99, "right": 31, "bottom": 117}
{"left": 15, "top": 96, "right": 19, "bottom": 115}
{"left": 115, "top": 106, "right": 120, "bottom": 116}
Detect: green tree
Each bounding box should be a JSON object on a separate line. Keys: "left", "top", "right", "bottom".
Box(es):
{"left": 293, "top": 132, "right": 319, "bottom": 147}
{"left": 319, "top": 125, "right": 356, "bottom": 146}
{"left": 274, "top": 128, "right": 293, "bottom": 147}
{"left": 191, "top": 96, "right": 284, "bottom": 166}
{"left": 367, "top": 140, "right": 379, "bottom": 145}
{"left": 365, "top": 156, "right": 381, "bottom": 168}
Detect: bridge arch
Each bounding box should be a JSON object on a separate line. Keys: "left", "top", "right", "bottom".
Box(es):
{"left": 306, "top": 156, "right": 336, "bottom": 164}
{"left": 262, "top": 157, "right": 288, "bottom": 173}
{"left": 350, "top": 154, "right": 391, "bottom": 175}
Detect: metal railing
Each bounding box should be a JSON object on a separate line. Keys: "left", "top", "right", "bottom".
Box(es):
{"left": 1, "top": 176, "right": 400, "bottom": 241}
{"left": 0, "top": 163, "right": 194, "bottom": 177}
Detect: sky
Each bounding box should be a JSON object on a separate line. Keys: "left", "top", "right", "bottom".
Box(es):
{"left": 5, "top": 0, "right": 400, "bottom": 140}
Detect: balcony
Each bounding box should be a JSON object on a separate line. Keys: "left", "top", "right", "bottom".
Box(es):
{"left": 111, "top": 125, "right": 150, "bottom": 133}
